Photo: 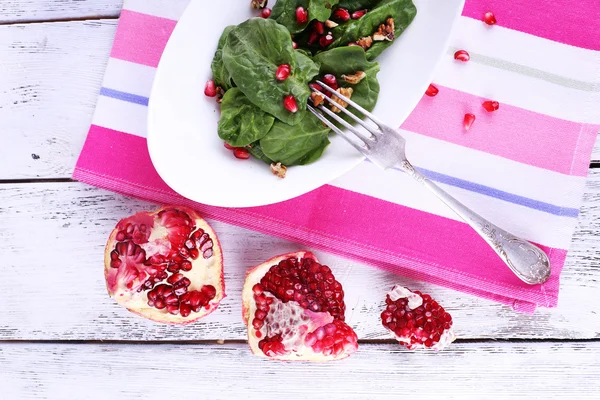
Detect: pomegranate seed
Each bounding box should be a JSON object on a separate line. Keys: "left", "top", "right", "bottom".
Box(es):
{"left": 307, "top": 31, "right": 319, "bottom": 45}
{"left": 283, "top": 95, "right": 298, "bottom": 113}
{"left": 482, "top": 100, "right": 500, "bottom": 112}
{"left": 322, "top": 74, "right": 338, "bottom": 90}
{"left": 292, "top": 41, "right": 298, "bottom": 49}
{"left": 463, "top": 113, "right": 476, "bottom": 131}
{"left": 454, "top": 50, "right": 470, "bottom": 62}
{"left": 233, "top": 148, "right": 250, "bottom": 159}
{"left": 204, "top": 80, "right": 217, "bottom": 97}
{"left": 332, "top": 8, "right": 350, "bottom": 22}
{"left": 296, "top": 7, "right": 308, "bottom": 24}
{"left": 313, "top": 21, "right": 324, "bottom": 35}
{"left": 275, "top": 64, "right": 291, "bottom": 81}
{"left": 351, "top": 9, "right": 367, "bottom": 19}
{"left": 260, "top": 7, "right": 272, "bottom": 18}
{"left": 180, "top": 303, "right": 192, "bottom": 317}
{"left": 425, "top": 84, "right": 439, "bottom": 97}
{"left": 483, "top": 11, "right": 496, "bottom": 25}
{"left": 309, "top": 83, "right": 323, "bottom": 92}
{"left": 319, "top": 32, "right": 334, "bottom": 47}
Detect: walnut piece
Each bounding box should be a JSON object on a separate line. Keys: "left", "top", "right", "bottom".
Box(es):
{"left": 250, "top": 0, "right": 268, "bottom": 9}
{"left": 373, "top": 18, "right": 395, "bottom": 41}
{"left": 341, "top": 71, "right": 366, "bottom": 85}
{"left": 356, "top": 36, "right": 373, "bottom": 50}
{"left": 310, "top": 91, "right": 326, "bottom": 107}
{"left": 270, "top": 163, "right": 287, "bottom": 179}
{"left": 215, "top": 86, "right": 225, "bottom": 104}
{"left": 330, "top": 87, "right": 354, "bottom": 113}
{"left": 325, "top": 20, "right": 339, "bottom": 29}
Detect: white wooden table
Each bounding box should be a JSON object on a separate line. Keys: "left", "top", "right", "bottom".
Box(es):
{"left": 1, "top": 2, "right": 599, "bottom": 398}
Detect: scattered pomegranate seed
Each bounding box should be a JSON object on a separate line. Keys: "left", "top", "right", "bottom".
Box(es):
{"left": 283, "top": 95, "right": 298, "bottom": 113}
{"left": 204, "top": 80, "right": 217, "bottom": 97}
{"left": 292, "top": 41, "right": 298, "bottom": 49}
{"left": 260, "top": 8, "right": 272, "bottom": 18}
{"left": 309, "top": 83, "right": 323, "bottom": 92}
{"left": 454, "top": 50, "right": 470, "bottom": 62}
{"left": 351, "top": 9, "right": 367, "bottom": 19}
{"left": 322, "top": 74, "right": 338, "bottom": 90}
{"left": 313, "top": 21, "right": 324, "bottom": 35}
{"left": 482, "top": 100, "right": 500, "bottom": 112}
{"left": 233, "top": 148, "right": 251, "bottom": 159}
{"left": 463, "top": 113, "right": 476, "bottom": 131}
{"left": 275, "top": 64, "right": 291, "bottom": 81}
{"left": 483, "top": 11, "right": 496, "bottom": 25}
{"left": 224, "top": 142, "right": 235, "bottom": 150}
{"left": 308, "top": 31, "right": 319, "bottom": 45}
{"left": 296, "top": 6, "right": 308, "bottom": 24}
{"left": 332, "top": 8, "right": 351, "bottom": 22}
{"left": 320, "top": 32, "right": 334, "bottom": 47}
{"left": 425, "top": 84, "right": 439, "bottom": 97}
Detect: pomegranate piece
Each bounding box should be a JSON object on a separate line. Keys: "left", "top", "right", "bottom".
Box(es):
{"left": 242, "top": 252, "right": 358, "bottom": 361}
{"left": 482, "top": 100, "right": 500, "bottom": 112}
{"left": 381, "top": 286, "right": 455, "bottom": 350}
{"left": 283, "top": 95, "right": 299, "bottom": 113}
{"left": 233, "top": 148, "right": 251, "bottom": 159}
{"left": 104, "top": 206, "right": 225, "bottom": 324}
{"left": 224, "top": 142, "right": 235, "bottom": 150}
{"left": 204, "top": 80, "right": 217, "bottom": 97}
{"left": 454, "top": 49, "right": 470, "bottom": 62}
{"left": 275, "top": 64, "right": 291, "bottom": 81}
{"left": 425, "top": 84, "right": 439, "bottom": 97}
{"left": 307, "top": 31, "right": 319, "bottom": 45}
{"left": 332, "top": 8, "right": 351, "bottom": 22}
{"left": 319, "top": 32, "right": 334, "bottom": 48}
{"left": 313, "top": 20, "right": 325, "bottom": 35}
{"left": 483, "top": 11, "right": 497, "bottom": 25}
{"left": 296, "top": 6, "right": 308, "bottom": 24}
{"left": 351, "top": 9, "right": 367, "bottom": 20}
{"left": 322, "top": 74, "right": 338, "bottom": 90}
{"left": 463, "top": 113, "right": 476, "bottom": 131}
{"left": 292, "top": 41, "right": 298, "bottom": 49}
{"left": 260, "top": 7, "right": 272, "bottom": 18}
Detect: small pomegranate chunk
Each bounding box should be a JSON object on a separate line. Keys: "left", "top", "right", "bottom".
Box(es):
{"left": 322, "top": 74, "right": 338, "bottom": 90}
{"left": 381, "top": 286, "right": 455, "bottom": 350}
{"left": 283, "top": 95, "right": 299, "bottom": 113}
{"left": 463, "top": 113, "right": 476, "bottom": 130}
{"left": 292, "top": 41, "right": 298, "bottom": 49}
{"left": 260, "top": 7, "right": 272, "bottom": 18}
{"left": 320, "top": 32, "right": 334, "bottom": 47}
{"left": 224, "top": 142, "right": 235, "bottom": 150}
{"left": 351, "top": 9, "right": 367, "bottom": 19}
{"left": 425, "top": 84, "right": 439, "bottom": 97}
{"left": 482, "top": 100, "right": 500, "bottom": 112}
{"left": 234, "top": 148, "right": 251, "bottom": 159}
{"left": 275, "top": 64, "right": 291, "bottom": 81}
{"left": 104, "top": 206, "right": 225, "bottom": 324}
{"left": 313, "top": 20, "right": 325, "bottom": 35}
{"left": 204, "top": 80, "right": 217, "bottom": 97}
{"left": 307, "top": 31, "right": 319, "bottom": 45}
{"left": 483, "top": 11, "right": 497, "bottom": 25}
{"left": 454, "top": 49, "right": 470, "bottom": 62}
{"left": 332, "top": 8, "right": 351, "bottom": 22}
{"left": 296, "top": 6, "right": 308, "bottom": 24}
{"left": 242, "top": 252, "right": 359, "bottom": 361}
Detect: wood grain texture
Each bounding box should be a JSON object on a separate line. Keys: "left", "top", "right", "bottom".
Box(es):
{"left": 1, "top": 342, "right": 599, "bottom": 399}
{"left": 0, "top": 175, "right": 599, "bottom": 341}
{"left": 0, "top": 0, "right": 122, "bottom": 23}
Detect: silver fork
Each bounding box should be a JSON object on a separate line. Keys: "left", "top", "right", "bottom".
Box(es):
{"left": 308, "top": 81, "right": 551, "bottom": 285}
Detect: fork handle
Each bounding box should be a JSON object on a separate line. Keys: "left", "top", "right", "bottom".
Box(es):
{"left": 399, "top": 160, "right": 551, "bottom": 285}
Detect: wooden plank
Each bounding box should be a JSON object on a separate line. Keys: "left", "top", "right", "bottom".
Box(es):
{"left": 0, "top": 0, "right": 122, "bottom": 23}
{"left": 1, "top": 342, "right": 599, "bottom": 399}
{"left": 0, "top": 174, "right": 599, "bottom": 341}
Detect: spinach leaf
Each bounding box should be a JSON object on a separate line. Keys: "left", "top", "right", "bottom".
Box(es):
{"left": 222, "top": 18, "right": 319, "bottom": 126}
{"left": 330, "top": 0, "right": 416, "bottom": 60}
{"left": 336, "top": 0, "right": 380, "bottom": 10}
{"left": 211, "top": 25, "right": 235, "bottom": 90}
{"left": 218, "top": 88, "right": 275, "bottom": 147}
{"left": 271, "top": 0, "right": 339, "bottom": 34}
{"left": 260, "top": 112, "right": 331, "bottom": 165}
{"left": 248, "top": 141, "right": 275, "bottom": 164}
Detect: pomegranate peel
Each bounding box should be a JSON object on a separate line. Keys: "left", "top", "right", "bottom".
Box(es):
{"left": 242, "top": 251, "right": 358, "bottom": 361}
{"left": 104, "top": 206, "right": 225, "bottom": 324}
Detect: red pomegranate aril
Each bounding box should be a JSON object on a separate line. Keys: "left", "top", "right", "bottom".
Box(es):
{"left": 275, "top": 64, "right": 291, "bottom": 81}
{"left": 292, "top": 41, "right": 298, "bottom": 49}
{"left": 464, "top": 113, "right": 476, "bottom": 131}
{"left": 425, "top": 84, "right": 439, "bottom": 97}
{"left": 202, "top": 285, "right": 217, "bottom": 299}
{"left": 233, "top": 148, "right": 251, "bottom": 159}
{"left": 332, "top": 8, "right": 351, "bottom": 22}
{"left": 482, "top": 100, "right": 500, "bottom": 112}
{"left": 204, "top": 80, "right": 217, "bottom": 97}
{"left": 260, "top": 7, "right": 272, "bottom": 18}
{"left": 351, "top": 9, "right": 367, "bottom": 19}
{"left": 454, "top": 50, "right": 470, "bottom": 62}
{"left": 313, "top": 21, "right": 324, "bottom": 35}
{"left": 322, "top": 74, "right": 338, "bottom": 90}
{"left": 307, "top": 31, "right": 319, "bottom": 45}
{"left": 296, "top": 6, "right": 308, "bottom": 24}
{"left": 483, "top": 11, "right": 496, "bottom": 25}
{"left": 309, "top": 83, "right": 323, "bottom": 92}
{"left": 283, "top": 95, "right": 299, "bottom": 113}
{"left": 320, "top": 32, "right": 334, "bottom": 47}
{"left": 180, "top": 303, "right": 192, "bottom": 318}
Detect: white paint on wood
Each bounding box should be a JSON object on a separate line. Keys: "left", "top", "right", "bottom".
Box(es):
{"left": 0, "top": 0, "right": 122, "bottom": 23}
{"left": 0, "top": 176, "right": 599, "bottom": 341}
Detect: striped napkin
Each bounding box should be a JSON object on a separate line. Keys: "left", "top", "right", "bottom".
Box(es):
{"left": 74, "top": 0, "right": 600, "bottom": 312}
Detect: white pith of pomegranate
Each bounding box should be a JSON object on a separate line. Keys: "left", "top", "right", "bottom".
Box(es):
{"left": 104, "top": 206, "right": 225, "bottom": 324}
{"left": 242, "top": 251, "right": 358, "bottom": 361}
{"left": 381, "top": 286, "right": 455, "bottom": 350}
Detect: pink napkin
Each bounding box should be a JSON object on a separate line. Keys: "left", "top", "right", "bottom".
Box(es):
{"left": 74, "top": 0, "right": 600, "bottom": 312}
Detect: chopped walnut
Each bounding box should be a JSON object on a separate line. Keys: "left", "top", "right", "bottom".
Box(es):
{"left": 356, "top": 36, "right": 373, "bottom": 50}
{"left": 311, "top": 91, "right": 325, "bottom": 107}
{"left": 330, "top": 87, "right": 354, "bottom": 113}
{"left": 250, "top": 0, "right": 268, "bottom": 9}
{"left": 341, "top": 71, "right": 366, "bottom": 84}
{"left": 373, "top": 17, "right": 395, "bottom": 41}
{"left": 325, "top": 20, "right": 339, "bottom": 29}
{"left": 215, "top": 86, "right": 225, "bottom": 104}
{"left": 270, "top": 162, "right": 287, "bottom": 179}
{"left": 216, "top": 339, "right": 225, "bottom": 345}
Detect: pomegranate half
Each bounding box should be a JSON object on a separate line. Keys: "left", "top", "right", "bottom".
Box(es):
{"left": 104, "top": 206, "right": 225, "bottom": 324}
{"left": 242, "top": 251, "right": 358, "bottom": 361}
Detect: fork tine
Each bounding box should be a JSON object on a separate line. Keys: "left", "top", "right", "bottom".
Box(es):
{"left": 316, "top": 80, "right": 385, "bottom": 127}
{"left": 307, "top": 105, "right": 370, "bottom": 154}
{"left": 316, "top": 103, "right": 373, "bottom": 144}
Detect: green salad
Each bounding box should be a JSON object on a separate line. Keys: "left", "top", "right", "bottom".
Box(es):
{"left": 207, "top": 0, "right": 417, "bottom": 177}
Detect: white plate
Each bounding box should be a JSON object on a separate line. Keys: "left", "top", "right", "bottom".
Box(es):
{"left": 148, "top": 0, "right": 465, "bottom": 208}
